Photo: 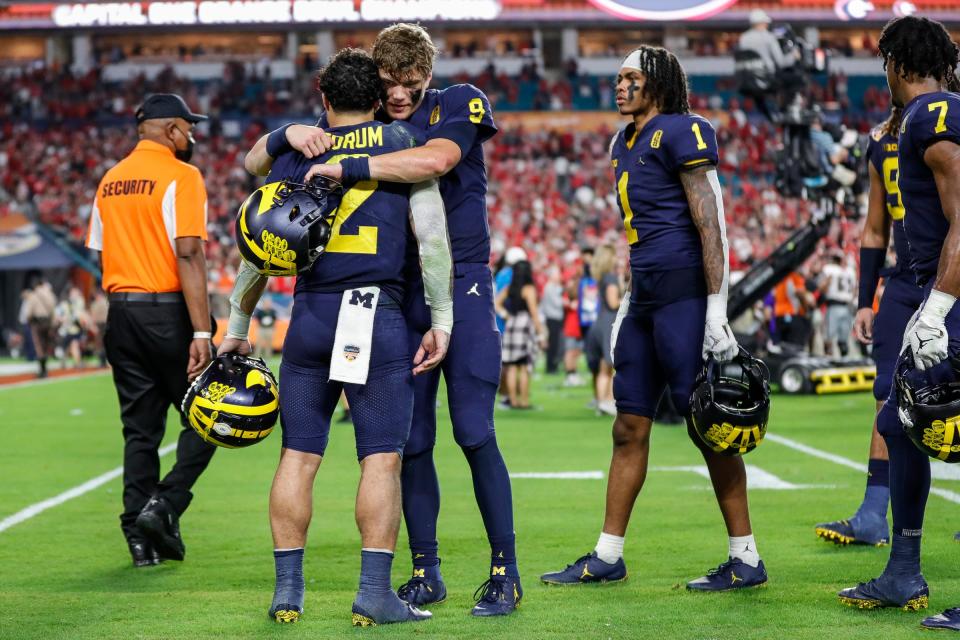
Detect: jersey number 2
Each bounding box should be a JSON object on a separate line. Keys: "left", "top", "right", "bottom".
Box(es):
{"left": 325, "top": 154, "right": 378, "bottom": 255}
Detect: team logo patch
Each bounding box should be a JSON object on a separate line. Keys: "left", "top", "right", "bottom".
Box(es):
{"left": 429, "top": 106, "right": 441, "bottom": 125}
{"left": 344, "top": 344, "right": 361, "bottom": 362}
{"left": 587, "top": 0, "right": 738, "bottom": 20}
{"left": 650, "top": 129, "right": 663, "bottom": 149}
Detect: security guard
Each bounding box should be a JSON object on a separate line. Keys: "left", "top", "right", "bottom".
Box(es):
{"left": 86, "top": 93, "right": 216, "bottom": 568}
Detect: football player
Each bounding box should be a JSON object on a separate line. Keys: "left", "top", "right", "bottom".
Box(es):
{"left": 814, "top": 106, "right": 921, "bottom": 548}
{"left": 837, "top": 17, "right": 960, "bottom": 629}
{"left": 540, "top": 46, "right": 767, "bottom": 590}
{"left": 247, "top": 24, "right": 521, "bottom": 616}
{"left": 220, "top": 49, "right": 454, "bottom": 627}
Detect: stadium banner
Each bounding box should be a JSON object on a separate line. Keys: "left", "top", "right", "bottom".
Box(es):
{"left": 0, "top": 0, "right": 949, "bottom": 29}
{"left": 0, "top": 215, "right": 74, "bottom": 271}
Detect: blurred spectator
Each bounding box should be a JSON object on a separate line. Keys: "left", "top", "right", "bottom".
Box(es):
{"left": 496, "top": 260, "right": 546, "bottom": 409}
{"left": 254, "top": 296, "right": 278, "bottom": 359}
{"left": 23, "top": 275, "right": 58, "bottom": 378}
{"left": 89, "top": 291, "right": 109, "bottom": 366}
{"left": 584, "top": 244, "right": 620, "bottom": 416}
{"left": 819, "top": 251, "right": 856, "bottom": 357}
{"left": 772, "top": 271, "right": 815, "bottom": 348}
{"left": 562, "top": 278, "right": 584, "bottom": 387}
{"left": 541, "top": 266, "right": 565, "bottom": 374}
{"left": 56, "top": 286, "right": 88, "bottom": 369}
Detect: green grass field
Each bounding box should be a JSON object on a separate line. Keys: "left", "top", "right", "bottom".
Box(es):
{"left": 1, "top": 368, "right": 958, "bottom": 640}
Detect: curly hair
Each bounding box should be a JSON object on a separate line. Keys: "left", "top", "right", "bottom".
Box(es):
{"left": 372, "top": 23, "right": 438, "bottom": 81}
{"left": 882, "top": 106, "right": 903, "bottom": 138}
{"left": 878, "top": 16, "right": 959, "bottom": 86}
{"left": 626, "top": 46, "right": 690, "bottom": 115}
{"left": 317, "top": 48, "right": 383, "bottom": 113}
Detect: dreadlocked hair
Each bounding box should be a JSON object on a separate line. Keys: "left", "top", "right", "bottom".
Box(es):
{"left": 882, "top": 106, "right": 903, "bottom": 138}
{"left": 632, "top": 46, "right": 690, "bottom": 114}
{"left": 878, "top": 16, "right": 959, "bottom": 86}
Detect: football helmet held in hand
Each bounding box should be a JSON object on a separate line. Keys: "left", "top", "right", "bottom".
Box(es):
{"left": 688, "top": 347, "right": 771, "bottom": 456}
{"left": 182, "top": 353, "right": 279, "bottom": 448}
{"left": 236, "top": 178, "right": 342, "bottom": 276}
{"left": 895, "top": 351, "right": 960, "bottom": 463}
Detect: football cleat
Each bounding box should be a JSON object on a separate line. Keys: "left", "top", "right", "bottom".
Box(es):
{"left": 471, "top": 574, "right": 523, "bottom": 617}
{"left": 135, "top": 496, "right": 185, "bottom": 561}
{"left": 350, "top": 602, "right": 431, "bottom": 627}
{"left": 269, "top": 604, "right": 302, "bottom": 624}
{"left": 837, "top": 574, "right": 929, "bottom": 611}
{"left": 540, "top": 552, "right": 627, "bottom": 585}
{"left": 396, "top": 569, "right": 447, "bottom": 606}
{"left": 921, "top": 607, "right": 960, "bottom": 631}
{"left": 686, "top": 558, "right": 768, "bottom": 591}
{"left": 814, "top": 513, "right": 890, "bottom": 546}
{"left": 128, "top": 539, "right": 161, "bottom": 568}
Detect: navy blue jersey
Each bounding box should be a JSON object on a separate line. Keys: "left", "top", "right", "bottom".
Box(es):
{"left": 268, "top": 120, "right": 424, "bottom": 301}
{"left": 899, "top": 91, "right": 960, "bottom": 282}
{"left": 611, "top": 112, "right": 719, "bottom": 274}
{"left": 866, "top": 126, "right": 909, "bottom": 270}
{"left": 407, "top": 84, "right": 497, "bottom": 264}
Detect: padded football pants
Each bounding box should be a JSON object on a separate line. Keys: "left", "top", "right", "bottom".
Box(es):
{"left": 104, "top": 298, "right": 216, "bottom": 542}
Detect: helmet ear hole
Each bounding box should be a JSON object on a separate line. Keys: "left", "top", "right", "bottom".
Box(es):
{"left": 289, "top": 205, "right": 300, "bottom": 222}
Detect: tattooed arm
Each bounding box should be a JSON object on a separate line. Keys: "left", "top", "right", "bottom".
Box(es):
{"left": 681, "top": 164, "right": 737, "bottom": 360}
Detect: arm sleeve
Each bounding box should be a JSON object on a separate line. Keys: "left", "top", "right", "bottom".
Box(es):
{"left": 436, "top": 84, "right": 497, "bottom": 145}
{"left": 175, "top": 168, "right": 208, "bottom": 240}
{"left": 409, "top": 179, "right": 454, "bottom": 333}
{"left": 705, "top": 168, "right": 731, "bottom": 316}
{"left": 86, "top": 195, "right": 103, "bottom": 250}
{"left": 865, "top": 131, "right": 883, "bottom": 175}
{"left": 226, "top": 260, "right": 267, "bottom": 339}
{"left": 668, "top": 116, "right": 720, "bottom": 172}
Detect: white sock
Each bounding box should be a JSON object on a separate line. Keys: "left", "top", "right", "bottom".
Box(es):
{"left": 729, "top": 535, "right": 760, "bottom": 567}
{"left": 594, "top": 532, "right": 624, "bottom": 564}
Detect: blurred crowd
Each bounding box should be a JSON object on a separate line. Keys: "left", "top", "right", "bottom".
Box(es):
{"left": 1, "top": 65, "right": 878, "bottom": 391}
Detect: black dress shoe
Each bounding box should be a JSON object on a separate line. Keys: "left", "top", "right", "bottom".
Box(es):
{"left": 128, "top": 540, "right": 161, "bottom": 568}
{"left": 135, "top": 496, "right": 185, "bottom": 561}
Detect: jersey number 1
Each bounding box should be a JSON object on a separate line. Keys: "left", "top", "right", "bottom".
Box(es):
{"left": 691, "top": 123, "right": 708, "bottom": 151}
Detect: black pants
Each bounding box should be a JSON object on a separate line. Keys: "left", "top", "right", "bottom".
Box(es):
{"left": 545, "top": 318, "right": 563, "bottom": 373}
{"left": 104, "top": 299, "right": 216, "bottom": 541}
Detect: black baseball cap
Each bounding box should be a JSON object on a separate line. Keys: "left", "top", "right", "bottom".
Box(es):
{"left": 135, "top": 93, "right": 207, "bottom": 124}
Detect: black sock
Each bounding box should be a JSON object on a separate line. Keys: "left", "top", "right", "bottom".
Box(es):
{"left": 462, "top": 437, "right": 518, "bottom": 577}
{"left": 401, "top": 449, "right": 440, "bottom": 569}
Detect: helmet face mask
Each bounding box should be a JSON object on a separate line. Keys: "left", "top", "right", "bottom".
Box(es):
{"left": 895, "top": 353, "right": 960, "bottom": 463}
{"left": 688, "top": 348, "right": 771, "bottom": 456}
{"left": 181, "top": 354, "right": 280, "bottom": 448}
{"left": 236, "top": 178, "right": 342, "bottom": 276}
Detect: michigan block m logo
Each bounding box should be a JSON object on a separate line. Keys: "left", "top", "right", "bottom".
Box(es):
{"left": 350, "top": 290, "right": 375, "bottom": 309}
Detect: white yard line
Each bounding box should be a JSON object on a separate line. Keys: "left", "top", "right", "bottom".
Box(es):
{"left": 766, "top": 433, "right": 960, "bottom": 504}
{"left": 0, "top": 443, "right": 177, "bottom": 533}
{"left": 510, "top": 471, "right": 605, "bottom": 479}
{"left": 651, "top": 465, "right": 833, "bottom": 490}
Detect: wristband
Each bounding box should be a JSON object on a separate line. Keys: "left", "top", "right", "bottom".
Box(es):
{"left": 193, "top": 331, "right": 212, "bottom": 340}
{"left": 339, "top": 156, "right": 371, "bottom": 184}
{"left": 858, "top": 247, "right": 885, "bottom": 309}
{"left": 706, "top": 293, "right": 728, "bottom": 320}
{"left": 266, "top": 124, "right": 293, "bottom": 158}
{"left": 921, "top": 289, "right": 957, "bottom": 321}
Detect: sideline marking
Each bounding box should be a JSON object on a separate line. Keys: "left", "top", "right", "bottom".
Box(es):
{"left": 510, "top": 471, "right": 604, "bottom": 480}
{"left": 766, "top": 433, "right": 960, "bottom": 504}
{"left": 0, "top": 443, "right": 177, "bottom": 533}
{"left": 0, "top": 370, "right": 110, "bottom": 392}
